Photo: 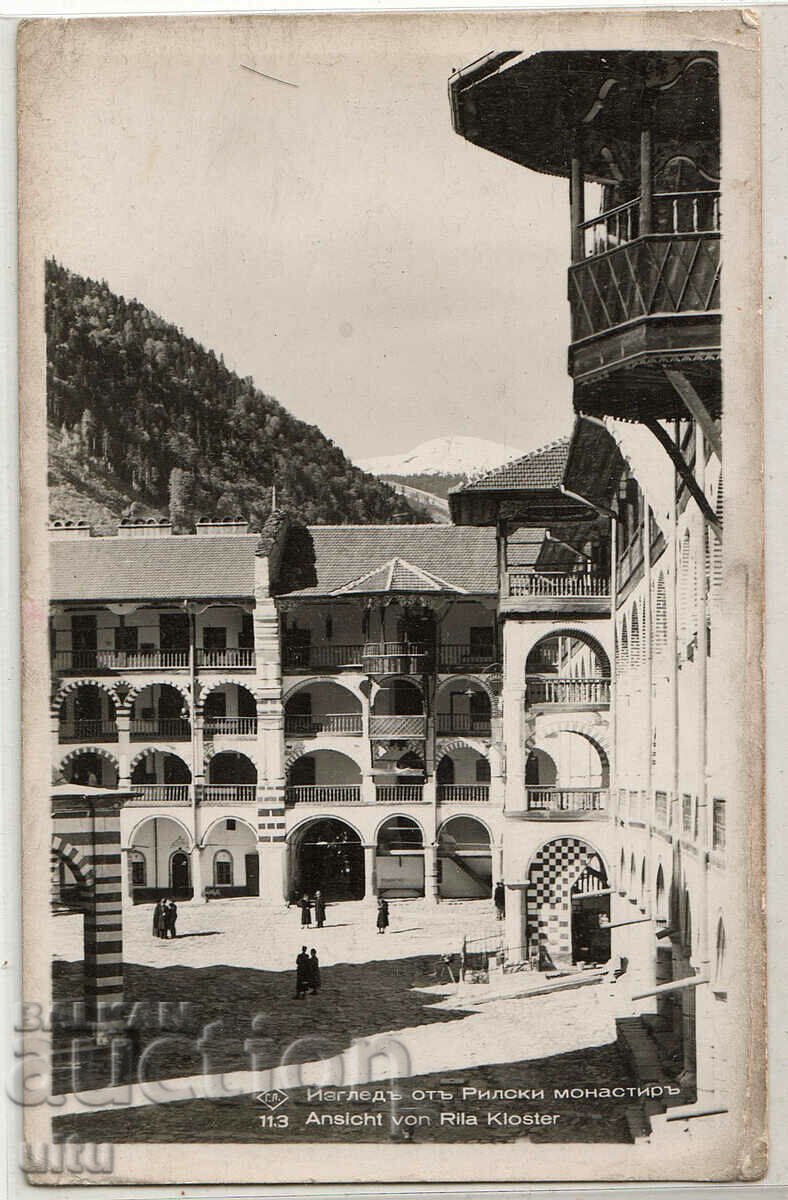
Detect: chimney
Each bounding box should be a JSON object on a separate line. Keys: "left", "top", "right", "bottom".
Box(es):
{"left": 196, "top": 518, "right": 250, "bottom": 536}
{"left": 117, "top": 518, "right": 173, "bottom": 539}
{"left": 49, "top": 520, "right": 92, "bottom": 540}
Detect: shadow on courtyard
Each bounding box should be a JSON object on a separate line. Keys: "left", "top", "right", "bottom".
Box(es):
{"left": 51, "top": 953, "right": 470, "bottom": 1095}
{"left": 53, "top": 1039, "right": 637, "bottom": 1144}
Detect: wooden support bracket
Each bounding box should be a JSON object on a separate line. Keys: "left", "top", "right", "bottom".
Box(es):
{"left": 643, "top": 418, "right": 722, "bottom": 544}
{"left": 664, "top": 368, "right": 722, "bottom": 461}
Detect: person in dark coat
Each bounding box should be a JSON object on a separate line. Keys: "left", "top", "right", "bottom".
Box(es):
{"left": 494, "top": 881, "right": 505, "bottom": 921}
{"left": 308, "top": 948, "right": 321, "bottom": 993}
{"left": 295, "top": 946, "right": 310, "bottom": 998}
{"left": 300, "top": 895, "right": 312, "bottom": 927}
{"left": 313, "top": 891, "right": 326, "bottom": 929}
{"left": 152, "top": 899, "right": 164, "bottom": 938}
{"left": 165, "top": 898, "right": 178, "bottom": 938}
{"left": 376, "top": 898, "right": 389, "bottom": 934}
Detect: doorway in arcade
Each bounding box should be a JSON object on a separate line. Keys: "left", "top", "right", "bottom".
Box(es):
{"left": 287, "top": 817, "right": 364, "bottom": 902}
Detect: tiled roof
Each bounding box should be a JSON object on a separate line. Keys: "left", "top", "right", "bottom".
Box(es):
{"left": 50, "top": 535, "right": 260, "bottom": 602}
{"left": 276, "top": 525, "right": 498, "bottom": 597}
{"left": 455, "top": 437, "right": 571, "bottom": 493}
{"left": 332, "top": 557, "right": 466, "bottom": 595}
{"left": 50, "top": 524, "right": 499, "bottom": 602}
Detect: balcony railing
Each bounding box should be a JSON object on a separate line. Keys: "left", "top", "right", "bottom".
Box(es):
{"left": 202, "top": 716, "right": 258, "bottom": 737}
{"left": 131, "top": 784, "right": 190, "bottom": 803}
{"left": 363, "top": 642, "right": 430, "bottom": 675}
{"left": 580, "top": 191, "right": 720, "bottom": 259}
{"left": 284, "top": 713, "right": 363, "bottom": 737}
{"left": 438, "top": 643, "right": 496, "bottom": 672}
{"left": 286, "top": 785, "right": 362, "bottom": 804}
{"left": 282, "top": 643, "right": 364, "bottom": 672}
{"left": 58, "top": 720, "right": 118, "bottom": 743}
{"left": 569, "top": 224, "right": 720, "bottom": 345}
{"left": 507, "top": 572, "right": 609, "bottom": 598}
{"left": 376, "top": 785, "right": 424, "bottom": 803}
{"left": 53, "top": 649, "right": 189, "bottom": 672}
{"left": 199, "top": 783, "right": 257, "bottom": 803}
{"left": 369, "top": 714, "right": 427, "bottom": 739}
{"left": 196, "top": 648, "right": 255, "bottom": 669}
{"left": 437, "top": 784, "right": 489, "bottom": 803}
{"left": 436, "top": 713, "right": 492, "bottom": 737}
{"left": 525, "top": 676, "right": 610, "bottom": 707}
{"left": 525, "top": 787, "right": 608, "bottom": 814}
{"left": 130, "top": 718, "right": 191, "bottom": 741}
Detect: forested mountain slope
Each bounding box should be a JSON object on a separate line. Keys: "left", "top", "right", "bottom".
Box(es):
{"left": 46, "top": 261, "right": 425, "bottom": 530}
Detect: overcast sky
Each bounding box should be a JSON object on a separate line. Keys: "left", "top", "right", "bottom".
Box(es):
{"left": 32, "top": 16, "right": 574, "bottom": 464}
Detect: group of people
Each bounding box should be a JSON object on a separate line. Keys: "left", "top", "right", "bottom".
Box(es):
{"left": 298, "top": 890, "right": 327, "bottom": 928}
{"left": 152, "top": 897, "right": 178, "bottom": 939}
{"left": 295, "top": 946, "right": 321, "bottom": 997}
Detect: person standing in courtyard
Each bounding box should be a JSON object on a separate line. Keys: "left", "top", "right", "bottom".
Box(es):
{"left": 295, "top": 945, "right": 310, "bottom": 998}
{"left": 308, "top": 948, "right": 321, "bottom": 994}
{"left": 165, "top": 897, "right": 178, "bottom": 939}
{"left": 152, "top": 898, "right": 164, "bottom": 938}
{"left": 300, "top": 894, "right": 312, "bottom": 927}
{"left": 494, "top": 881, "right": 505, "bottom": 921}
{"left": 376, "top": 897, "right": 389, "bottom": 934}
{"left": 314, "top": 890, "right": 326, "bottom": 929}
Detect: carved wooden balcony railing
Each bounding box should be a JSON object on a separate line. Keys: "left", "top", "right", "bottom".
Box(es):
{"left": 525, "top": 676, "right": 610, "bottom": 708}
{"left": 286, "top": 785, "right": 362, "bottom": 804}
{"left": 368, "top": 714, "right": 427, "bottom": 739}
{"left": 435, "top": 713, "right": 492, "bottom": 737}
{"left": 524, "top": 786, "right": 608, "bottom": 814}
{"left": 375, "top": 785, "right": 425, "bottom": 803}
{"left": 202, "top": 716, "right": 258, "bottom": 737}
{"left": 282, "top": 643, "right": 364, "bottom": 672}
{"left": 199, "top": 784, "right": 257, "bottom": 803}
{"left": 58, "top": 720, "right": 119, "bottom": 743}
{"left": 129, "top": 718, "right": 191, "bottom": 741}
{"left": 284, "top": 713, "right": 363, "bottom": 737}
{"left": 436, "top": 784, "right": 490, "bottom": 803}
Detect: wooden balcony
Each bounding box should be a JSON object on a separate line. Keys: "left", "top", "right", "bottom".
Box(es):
{"left": 369, "top": 714, "right": 427, "bottom": 739}
{"left": 58, "top": 720, "right": 118, "bottom": 743}
{"left": 436, "top": 784, "right": 489, "bottom": 803}
{"left": 525, "top": 676, "right": 610, "bottom": 709}
{"left": 362, "top": 642, "right": 430, "bottom": 675}
{"left": 199, "top": 784, "right": 257, "bottom": 803}
{"left": 436, "top": 713, "right": 492, "bottom": 738}
{"left": 376, "top": 785, "right": 425, "bottom": 803}
{"left": 568, "top": 192, "right": 721, "bottom": 421}
{"left": 282, "top": 643, "right": 364, "bottom": 672}
{"left": 502, "top": 571, "right": 610, "bottom": 615}
{"left": 284, "top": 713, "right": 363, "bottom": 737}
{"left": 129, "top": 784, "right": 190, "bottom": 804}
{"left": 286, "top": 785, "right": 362, "bottom": 804}
{"left": 514, "top": 786, "right": 608, "bottom": 819}
{"left": 202, "top": 716, "right": 258, "bottom": 737}
{"left": 196, "top": 648, "right": 255, "bottom": 669}
{"left": 438, "top": 643, "right": 497, "bottom": 673}
{"left": 53, "top": 649, "right": 189, "bottom": 673}
{"left": 130, "top": 718, "right": 191, "bottom": 741}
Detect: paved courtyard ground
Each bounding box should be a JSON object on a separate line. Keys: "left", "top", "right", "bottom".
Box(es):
{"left": 51, "top": 896, "right": 642, "bottom": 1143}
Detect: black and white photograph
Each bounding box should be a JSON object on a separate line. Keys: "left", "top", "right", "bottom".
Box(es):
{"left": 17, "top": 9, "right": 764, "bottom": 1185}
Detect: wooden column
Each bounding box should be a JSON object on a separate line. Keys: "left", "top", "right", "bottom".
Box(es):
{"left": 640, "top": 123, "right": 653, "bottom": 236}
{"left": 570, "top": 141, "right": 585, "bottom": 263}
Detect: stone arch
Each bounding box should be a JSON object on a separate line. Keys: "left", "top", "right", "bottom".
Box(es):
{"left": 56, "top": 746, "right": 120, "bottom": 776}
{"left": 436, "top": 743, "right": 491, "bottom": 786}
{"left": 283, "top": 676, "right": 363, "bottom": 705}
{"left": 439, "top": 737, "right": 490, "bottom": 756}
{"left": 199, "top": 814, "right": 257, "bottom": 848}
{"left": 126, "top": 812, "right": 193, "bottom": 850}
{"left": 437, "top": 812, "right": 494, "bottom": 845}
{"left": 53, "top": 677, "right": 120, "bottom": 715}
{"left": 206, "top": 750, "right": 257, "bottom": 784}
{"left": 126, "top": 679, "right": 192, "bottom": 711}
{"left": 435, "top": 674, "right": 497, "bottom": 706}
{"left": 529, "top": 714, "right": 611, "bottom": 758}
{"left": 526, "top": 836, "right": 611, "bottom": 967}
{"left": 374, "top": 811, "right": 426, "bottom": 843}
{"left": 525, "top": 629, "right": 611, "bottom": 678}
{"left": 198, "top": 679, "right": 258, "bottom": 706}
{"left": 371, "top": 675, "right": 425, "bottom": 714}
{"left": 286, "top": 815, "right": 365, "bottom": 902}
{"left": 203, "top": 742, "right": 259, "bottom": 766}
{"left": 128, "top": 747, "right": 191, "bottom": 777}
{"left": 655, "top": 862, "right": 668, "bottom": 921}
{"left": 51, "top": 835, "right": 95, "bottom": 888}
{"left": 619, "top": 612, "right": 629, "bottom": 671}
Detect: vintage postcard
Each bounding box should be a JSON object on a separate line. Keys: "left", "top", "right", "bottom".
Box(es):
{"left": 17, "top": 8, "right": 765, "bottom": 1185}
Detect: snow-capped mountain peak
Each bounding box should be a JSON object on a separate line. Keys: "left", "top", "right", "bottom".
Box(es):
{"left": 357, "top": 435, "right": 524, "bottom": 478}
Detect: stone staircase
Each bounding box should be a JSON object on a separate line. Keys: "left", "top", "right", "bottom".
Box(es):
{"left": 616, "top": 1014, "right": 689, "bottom": 1142}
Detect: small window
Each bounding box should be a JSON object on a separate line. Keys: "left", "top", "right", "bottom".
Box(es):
{"left": 226, "top": 819, "right": 236, "bottom": 831}
{"left": 214, "top": 851, "right": 233, "bottom": 886}
{"left": 239, "top": 612, "right": 254, "bottom": 649}
{"left": 115, "top": 624, "right": 138, "bottom": 652}
{"left": 713, "top": 798, "right": 726, "bottom": 851}
{"left": 682, "top": 794, "right": 694, "bottom": 835}
{"left": 129, "top": 851, "right": 146, "bottom": 887}
{"left": 475, "top": 757, "right": 491, "bottom": 784}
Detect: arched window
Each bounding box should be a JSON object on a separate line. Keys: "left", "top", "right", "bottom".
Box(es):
{"left": 640, "top": 858, "right": 647, "bottom": 910}
{"left": 214, "top": 850, "right": 233, "bottom": 886}
{"left": 629, "top": 853, "right": 637, "bottom": 900}
{"left": 619, "top": 615, "right": 628, "bottom": 672}
{"left": 655, "top": 864, "right": 667, "bottom": 922}
{"left": 619, "top": 847, "right": 626, "bottom": 893}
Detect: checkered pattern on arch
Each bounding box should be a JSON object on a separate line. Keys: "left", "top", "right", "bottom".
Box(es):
{"left": 527, "top": 838, "right": 595, "bottom": 963}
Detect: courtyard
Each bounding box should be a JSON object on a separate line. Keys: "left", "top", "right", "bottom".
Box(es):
{"left": 52, "top": 895, "right": 642, "bottom": 1143}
